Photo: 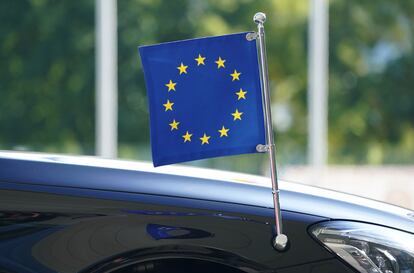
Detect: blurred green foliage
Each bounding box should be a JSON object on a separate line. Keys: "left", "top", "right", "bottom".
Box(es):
{"left": 0, "top": 0, "right": 95, "bottom": 154}
{"left": 0, "top": 0, "right": 413, "bottom": 170}
{"left": 329, "top": 0, "right": 414, "bottom": 164}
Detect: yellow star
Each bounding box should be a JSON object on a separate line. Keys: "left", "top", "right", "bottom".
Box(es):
{"left": 215, "top": 57, "right": 226, "bottom": 69}
{"left": 195, "top": 54, "right": 206, "bottom": 66}
{"left": 200, "top": 133, "right": 211, "bottom": 145}
{"left": 230, "top": 70, "right": 241, "bottom": 81}
{"left": 182, "top": 131, "right": 192, "bottom": 142}
{"left": 235, "top": 88, "right": 247, "bottom": 100}
{"left": 165, "top": 80, "right": 176, "bottom": 91}
{"left": 177, "top": 62, "right": 188, "bottom": 75}
{"left": 163, "top": 100, "right": 174, "bottom": 111}
{"left": 169, "top": 119, "right": 180, "bottom": 130}
{"left": 218, "top": 126, "right": 229, "bottom": 137}
{"left": 231, "top": 109, "right": 243, "bottom": 121}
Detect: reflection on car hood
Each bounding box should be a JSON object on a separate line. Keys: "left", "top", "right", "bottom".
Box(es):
{"left": 0, "top": 151, "right": 413, "bottom": 233}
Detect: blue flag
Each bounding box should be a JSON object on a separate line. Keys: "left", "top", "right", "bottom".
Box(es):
{"left": 139, "top": 32, "right": 265, "bottom": 167}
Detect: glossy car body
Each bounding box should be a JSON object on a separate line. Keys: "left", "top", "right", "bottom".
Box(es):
{"left": 0, "top": 151, "right": 413, "bottom": 273}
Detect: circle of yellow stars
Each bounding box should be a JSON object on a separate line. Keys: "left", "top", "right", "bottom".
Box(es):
{"left": 163, "top": 54, "right": 247, "bottom": 145}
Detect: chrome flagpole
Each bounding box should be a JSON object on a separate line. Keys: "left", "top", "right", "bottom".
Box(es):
{"left": 254, "top": 12, "right": 288, "bottom": 251}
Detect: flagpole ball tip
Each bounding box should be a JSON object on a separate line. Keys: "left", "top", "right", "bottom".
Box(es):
{"left": 272, "top": 234, "right": 289, "bottom": 252}
{"left": 253, "top": 12, "right": 266, "bottom": 24}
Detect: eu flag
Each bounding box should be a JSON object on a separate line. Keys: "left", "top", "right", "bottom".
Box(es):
{"left": 139, "top": 32, "right": 265, "bottom": 167}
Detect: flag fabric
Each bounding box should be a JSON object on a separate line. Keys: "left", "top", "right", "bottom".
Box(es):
{"left": 139, "top": 32, "right": 265, "bottom": 167}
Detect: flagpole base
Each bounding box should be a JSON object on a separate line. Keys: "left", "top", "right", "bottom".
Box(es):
{"left": 272, "top": 233, "right": 289, "bottom": 251}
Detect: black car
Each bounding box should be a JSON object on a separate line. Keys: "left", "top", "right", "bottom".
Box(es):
{"left": 0, "top": 151, "right": 413, "bottom": 273}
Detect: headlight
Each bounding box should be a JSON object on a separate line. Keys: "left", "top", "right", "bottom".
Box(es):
{"left": 310, "top": 221, "right": 414, "bottom": 273}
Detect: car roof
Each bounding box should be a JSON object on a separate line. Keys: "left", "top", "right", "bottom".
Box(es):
{"left": 0, "top": 151, "right": 413, "bottom": 233}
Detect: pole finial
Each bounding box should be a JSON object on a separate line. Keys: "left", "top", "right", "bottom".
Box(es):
{"left": 253, "top": 12, "right": 266, "bottom": 24}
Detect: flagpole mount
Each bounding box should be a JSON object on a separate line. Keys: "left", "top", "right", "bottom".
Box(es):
{"left": 256, "top": 144, "right": 269, "bottom": 153}
{"left": 254, "top": 12, "right": 289, "bottom": 252}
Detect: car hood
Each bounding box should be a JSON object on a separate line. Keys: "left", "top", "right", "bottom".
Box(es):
{"left": 0, "top": 151, "right": 413, "bottom": 233}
